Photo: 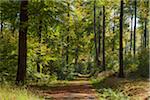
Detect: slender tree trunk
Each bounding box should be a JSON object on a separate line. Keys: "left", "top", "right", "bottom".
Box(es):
{"left": 0, "top": 21, "right": 3, "bottom": 38}
{"left": 37, "top": 20, "right": 42, "bottom": 73}
{"left": 130, "top": 14, "right": 133, "bottom": 51}
{"left": 75, "top": 45, "right": 79, "bottom": 72}
{"left": 144, "top": 19, "right": 147, "bottom": 48}
{"left": 141, "top": 22, "right": 144, "bottom": 48}
{"left": 66, "top": 2, "right": 70, "bottom": 66}
{"left": 61, "top": 34, "right": 65, "bottom": 68}
{"left": 75, "top": 21, "right": 79, "bottom": 72}
{"left": 66, "top": 36, "right": 69, "bottom": 65}
{"left": 16, "top": 0, "right": 28, "bottom": 84}
{"left": 102, "top": 6, "right": 106, "bottom": 71}
{"left": 97, "top": 8, "right": 102, "bottom": 65}
{"left": 94, "top": 0, "right": 98, "bottom": 67}
{"left": 112, "top": 11, "right": 115, "bottom": 51}
{"left": 1, "top": 10, "right": 3, "bottom": 38}
{"left": 133, "top": 0, "right": 137, "bottom": 56}
{"left": 118, "top": 0, "right": 124, "bottom": 78}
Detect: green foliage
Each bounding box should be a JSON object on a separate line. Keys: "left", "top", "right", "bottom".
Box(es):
{"left": 97, "top": 88, "right": 129, "bottom": 100}
{"left": 124, "top": 53, "right": 138, "bottom": 73}
{"left": 124, "top": 48, "right": 149, "bottom": 78}
{"left": 91, "top": 76, "right": 129, "bottom": 100}
{"left": 0, "top": 32, "right": 18, "bottom": 82}
{"left": 137, "top": 48, "right": 149, "bottom": 77}
{"left": 106, "top": 51, "right": 119, "bottom": 72}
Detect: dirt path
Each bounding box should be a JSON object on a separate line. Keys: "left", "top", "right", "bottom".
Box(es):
{"left": 29, "top": 78, "right": 98, "bottom": 100}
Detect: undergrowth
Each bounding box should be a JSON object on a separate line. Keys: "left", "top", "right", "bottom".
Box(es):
{"left": 0, "top": 84, "right": 43, "bottom": 100}
{"left": 91, "top": 77, "right": 130, "bottom": 100}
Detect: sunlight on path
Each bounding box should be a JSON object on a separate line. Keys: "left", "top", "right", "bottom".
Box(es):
{"left": 30, "top": 78, "right": 98, "bottom": 100}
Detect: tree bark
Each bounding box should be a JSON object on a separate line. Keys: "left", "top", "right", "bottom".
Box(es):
{"left": 75, "top": 45, "right": 79, "bottom": 72}
{"left": 141, "top": 22, "right": 144, "bottom": 48}
{"left": 37, "top": 20, "right": 42, "bottom": 73}
{"left": 94, "top": 0, "right": 98, "bottom": 67}
{"left": 97, "top": 8, "right": 102, "bottom": 66}
{"left": 144, "top": 19, "right": 147, "bottom": 48}
{"left": 0, "top": 10, "right": 3, "bottom": 38}
{"left": 66, "top": 2, "right": 70, "bottom": 66}
{"left": 16, "top": 0, "right": 28, "bottom": 84}
{"left": 130, "top": 14, "right": 133, "bottom": 51}
{"left": 133, "top": 0, "right": 137, "bottom": 56}
{"left": 112, "top": 10, "right": 115, "bottom": 51}
{"left": 102, "top": 6, "right": 106, "bottom": 71}
{"left": 118, "top": 0, "right": 124, "bottom": 78}
{"left": 0, "top": 21, "right": 3, "bottom": 38}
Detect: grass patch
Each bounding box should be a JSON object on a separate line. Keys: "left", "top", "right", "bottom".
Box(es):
{"left": 0, "top": 84, "right": 43, "bottom": 100}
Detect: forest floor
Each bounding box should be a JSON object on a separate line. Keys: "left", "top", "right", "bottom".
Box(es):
{"left": 28, "top": 73, "right": 150, "bottom": 100}
{"left": 28, "top": 78, "right": 98, "bottom": 100}
{"left": 92, "top": 71, "right": 150, "bottom": 100}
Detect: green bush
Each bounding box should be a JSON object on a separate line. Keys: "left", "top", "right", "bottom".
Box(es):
{"left": 97, "top": 88, "right": 129, "bottom": 100}
{"left": 137, "top": 48, "right": 149, "bottom": 77}
{"left": 124, "top": 52, "right": 138, "bottom": 73}
{"left": 0, "top": 33, "right": 18, "bottom": 82}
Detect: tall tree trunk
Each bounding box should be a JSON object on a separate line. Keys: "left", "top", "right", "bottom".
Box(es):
{"left": 0, "top": 11, "right": 3, "bottom": 38}
{"left": 61, "top": 34, "right": 65, "bottom": 68}
{"left": 0, "top": 21, "right": 3, "bottom": 38}
{"left": 37, "top": 20, "right": 42, "bottom": 73}
{"left": 16, "top": 0, "right": 28, "bottom": 84}
{"left": 75, "top": 45, "right": 79, "bottom": 72}
{"left": 102, "top": 6, "right": 106, "bottom": 71}
{"left": 133, "top": 0, "right": 137, "bottom": 56}
{"left": 144, "top": 19, "right": 147, "bottom": 48}
{"left": 97, "top": 8, "right": 102, "bottom": 65}
{"left": 75, "top": 21, "right": 79, "bottom": 72}
{"left": 130, "top": 14, "right": 133, "bottom": 51}
{"left": 112, "top": 10, "right": 115, "bottom": 51}
{"left": 66, "top": 2, "right": 70, "bottom": 66}
{"left": 94, "top": 0, "right": 98, "bottom": 67}
{"left": 141, "top": 22, "right": 144, "bottom": 48}
{"left": 118, "top": 0, "right": 124, "bottom": 78}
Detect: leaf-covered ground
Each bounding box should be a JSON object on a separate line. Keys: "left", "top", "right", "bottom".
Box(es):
{"left": 92, "top": 71, "right": 150, "bottom": 100}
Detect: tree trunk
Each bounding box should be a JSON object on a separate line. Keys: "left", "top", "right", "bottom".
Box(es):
{"left": 118, "top": 0, "right": 124, "bottom": 78}
{"left": 0, "top": 11, "right": 3, "bottom": 38}
{"left": 112, "top": 10, "right": 115, "bottom": 51}
{"left": 94, "top": 0, "right": 98, "bottom": 67}
{"left": 66, "top": 2, "right": 70, "bottom": 66}
{"left": 141, "top": 22, "right": 144, "bottom": 48}
{"left": 37, "top": 20, "right": 42, "bottom": 73}
{"left": 144, "top": 19, "right": 147, "bottom": 48}
{"left": 61, "top": 34, "right": 65, "bottom": 68}
{"left": 16, "top": 0, "right": 28, "bottom": 84}
{"left": 130, "top": 14, "right": 133, "bottom": 51}
{"left": 0, "top": 21, "right": 3, "bottom": 38}
{"left": 133, "top": 0, "right": 137, "bottom": 56}
{"left": 97, "top": 8, "right": 102, "bottom": 66}
{"left": 102, "top": 6, "right": 106, "bottom": 71}
{"left": 75, "top": 45, "right": 79, "bottom": 72}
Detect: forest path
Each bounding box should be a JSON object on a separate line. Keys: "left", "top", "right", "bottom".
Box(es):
{"left": 29, "top": 78, "right": 98, "bottom": 100}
